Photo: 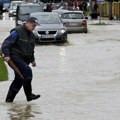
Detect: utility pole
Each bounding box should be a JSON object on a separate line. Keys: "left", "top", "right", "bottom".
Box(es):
{"left": 99, "top": 2, "right": 102, "bottom": 24}
{"left": 89, "top": 0, "right": 93, "bottom": 12}
{"left": 109, "top": 0, "right": 113, "bottom": 20}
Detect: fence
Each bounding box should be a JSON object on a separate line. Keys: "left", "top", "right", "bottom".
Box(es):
{"left": 97, "top": 2, "right": 120, "bottom": 19}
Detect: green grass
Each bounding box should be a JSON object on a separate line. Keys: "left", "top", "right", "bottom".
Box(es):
{"left": 0, "top": 57, "right": 8, "bottom": 81}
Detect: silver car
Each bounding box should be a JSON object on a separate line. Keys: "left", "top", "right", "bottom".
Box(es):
{"left": 30, "top": 12, "right": 67, "bottom": 43}
{"left": 61, "top": 11, "right": 88, "bottom": 33}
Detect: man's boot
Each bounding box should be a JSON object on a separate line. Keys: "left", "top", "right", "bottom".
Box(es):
{"left": 23, "top": 84, "right": 40, "bottom": 102}
{"left": 27, "top": 93, "right": 40, "bottom": 102}
{"left": 6, "top": 90, "right": 17, "bottom": 103}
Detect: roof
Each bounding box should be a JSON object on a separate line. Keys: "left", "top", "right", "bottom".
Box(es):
{"left": 52, "top": 9, "right": 69, "bottom": 12}
{"left": 62, "top": 11, "right": 83, "bottom": 14}
{"left": 19, "top": 3, "right": 41, "bottom": 6}
{"left": 30, "top": 12, "right": 59, "bottom": 16}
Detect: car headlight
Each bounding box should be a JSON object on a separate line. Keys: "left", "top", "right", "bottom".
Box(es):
{"left": 58, "top": 29, "right": 66, "bottom": 34}
{"left": 9, "top": 10, "right": 13, "bottom": 13}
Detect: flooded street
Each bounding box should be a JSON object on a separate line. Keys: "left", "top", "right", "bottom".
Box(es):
{"left": 1, "top": 13, "right": 120, "bottom": 120}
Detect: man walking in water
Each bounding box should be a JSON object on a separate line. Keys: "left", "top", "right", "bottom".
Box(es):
{"left": 1, "top": 17, "right": 40, "bottom": 102}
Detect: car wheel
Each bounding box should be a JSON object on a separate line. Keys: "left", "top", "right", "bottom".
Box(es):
{"left": 84, "top": 30, "right": 88, "bottom": 33}
{"left": 9, "top": 14, "right": 12, "bottom": 17}
{"left": 64, "top": 36, "right": 68, "bottom": 42}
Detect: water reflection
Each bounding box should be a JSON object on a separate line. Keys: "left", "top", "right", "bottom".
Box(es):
{"left": 59, "top": 47, "right": 67, "bottom": 72}
{"left": 8, "top": 104, "right": 34, "bottom": 120}
{"left": 0, "top": 12, "right": 14, "bottom": 20}
{"left": 60, "top": 47, "right": 66, "bottom": 56}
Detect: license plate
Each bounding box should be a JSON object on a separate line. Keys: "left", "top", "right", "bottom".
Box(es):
{"left": 69, "top": 23, "right": 79, "bottom": 26}
{"left": 41, "top": 35, "right": 54, "bottom": 38}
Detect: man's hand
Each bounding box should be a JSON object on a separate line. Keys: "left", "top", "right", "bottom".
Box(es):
{"left": 31, "top": 61, "right": 36, "bottom": 67}
{"left": 4, "top": 57, "right": 11, "bottom": 62}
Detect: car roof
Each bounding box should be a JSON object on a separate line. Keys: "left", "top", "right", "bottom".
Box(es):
{"left": 52, "top": 9, "right": 68, "bottom": 12}
{"left": 30, "top": 12, "right": 59, "bottom": 16}
{"left": 62, "top": 11, "right": 83, "bottom": 14}
{"left": 19, "top": 3, "right": 41, "bottom": 7}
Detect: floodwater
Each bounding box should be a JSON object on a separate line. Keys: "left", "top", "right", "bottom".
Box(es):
{"left": 0, "top": 13, "right": 120, "bottom": 120}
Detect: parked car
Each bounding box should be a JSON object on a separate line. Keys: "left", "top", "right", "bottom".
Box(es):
{"left": 61, "top": 11, "right": 88, "bottom": 33}
{"left": 8, "top": 1, "right": 23, "bottom": 17}
{"left": 30, "top": 12, "right": 67, "bottom": 43}
{"left": 15, "top": 3, "right": 43, "bottom": 26}
{"left": 3, "top": 3, "right": 10, "bottom": 12}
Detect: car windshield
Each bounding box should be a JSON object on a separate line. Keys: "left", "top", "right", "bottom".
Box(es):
{"left": 33, "top": 14, "right": 61, "bottom": 24}
{"left": 20, "top": 6, "right": 42, "bottom": 14}
{"left": 61, "top": 13, "right": 84, "bottom": 19}
{"left": 11, "top": 2, "right": 22, "bottom": 10}
{"left": 53, "top": 11, "right": 63, "bottom": 15}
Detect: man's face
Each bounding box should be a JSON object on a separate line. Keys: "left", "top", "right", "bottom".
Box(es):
{"left": 26, "top": 22, "right": 37, "bottom": 31}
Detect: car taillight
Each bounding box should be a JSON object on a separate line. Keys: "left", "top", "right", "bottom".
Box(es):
{"left": 82, "top": 20, "right": 87, "bottom": 26}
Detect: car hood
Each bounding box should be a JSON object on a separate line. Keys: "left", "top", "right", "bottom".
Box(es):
{"left": 35, "top": 24, "right": 65, "bottom": 31}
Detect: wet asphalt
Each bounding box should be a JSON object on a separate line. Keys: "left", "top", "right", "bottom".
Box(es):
{"left": 0, "top": 13, "right": 120, "bottom": 120}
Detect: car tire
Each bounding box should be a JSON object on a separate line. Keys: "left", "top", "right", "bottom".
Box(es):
{"left": 64, "top": 36, "right": 68, "bottom": 42}
{"left": 9, "top": 14, "right": 12, "bottom": 17}
{"left": 84, "top": 30, "right": 88, "bottom": 33}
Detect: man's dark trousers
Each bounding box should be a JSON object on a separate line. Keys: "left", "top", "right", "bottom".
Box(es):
{"left": 6, "top": 54, "right": 33, "bottom": 102}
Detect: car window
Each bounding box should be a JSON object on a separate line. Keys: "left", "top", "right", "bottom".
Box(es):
{"left": 19, "top": 6, "right": 42, "bottom": 14}
{"left": 61, "top": 13, "right": 84, "bottom": 19}
{"left": 32, "top": 15, "right": 61, "bottom": 24}
{"left": 52, "top": 11, "right": 63, "bottom": 15}
{"left": 11, "top": 2, "right": 22, "bottom": 10}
